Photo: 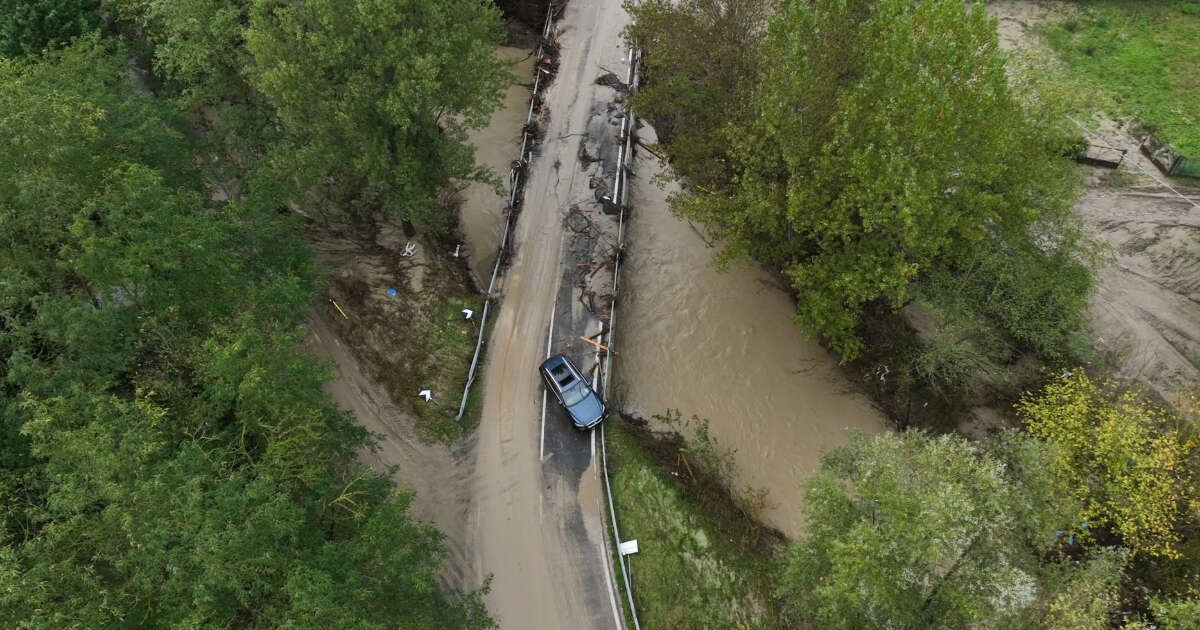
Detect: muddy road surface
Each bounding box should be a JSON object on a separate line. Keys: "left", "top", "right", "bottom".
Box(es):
{"left": 465, "top": 1, "right": 632, "bottom": 628}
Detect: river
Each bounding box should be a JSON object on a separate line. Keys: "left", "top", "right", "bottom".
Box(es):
{"left": 614, "top": 127, "right": 888, "bottom": 537}
{"left": 460, "top": 47, "right": 538, "bottom": 285}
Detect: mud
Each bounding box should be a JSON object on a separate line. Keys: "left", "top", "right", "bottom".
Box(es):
{"left": 614, "top": 125, "right": 888, "bottom": 538}
{"left": 306, "top": 215, "right": 480, "bottom": 439}
{"left": 465, "top": 1, "right": 637, "bottom": 628}
{"left": 1082, "top": 186, "right": 1200, "bottom": 401}
{"left": 987, "top": 0, "right": 1200, "bottom": 405}
{"left": 459, "top": 47, "right": 538, "bottom": 284}
{"left": 306, "top": 314, "right": 475, "bottom": 587}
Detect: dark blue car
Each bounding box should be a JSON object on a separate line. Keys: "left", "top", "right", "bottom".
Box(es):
{"left": 539, "top": 353, "right": 607, "bottom": 430}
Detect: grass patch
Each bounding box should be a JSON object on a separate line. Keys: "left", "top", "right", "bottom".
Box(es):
{"left": 317, "top": 218, "right": 488, "bottom": 442}
{"left": 1040, "top": 0, "right": 1200, "bottom": 155}
{"left": 605, "top": 418, "right": 784, "bottom": 630}
{"left": 412, "top": 294, "right": 486, "bottom": 437}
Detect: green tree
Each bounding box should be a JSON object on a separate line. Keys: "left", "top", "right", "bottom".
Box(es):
{"left": 1151, "top": 596, "right": 1200, "bottom": 630}
{"left": 108, "top": 0, "right": 285, "bottom": 204}
{"left": 1020, "top": 373, "right": 1200, "bottom": 560}
{"left": 0, "top": 36, "right": 492, "bottom": 629}
{"left": 1038, "top": 548, "right": 1129, "bottom": 630}
{"left": 244, "top": 0, "right": 510, "bottom": 224}
{"left": 624, "top": 0, "right": 774, "bottom": 189}
{"left": 778, "top": 430, "right": 1106, "bottom": 629}
{"left": 670, "top": 0, "right": 1084, "bottom": 360}
{"left": 0, "top": 0, "right": 99, "bottom": 57}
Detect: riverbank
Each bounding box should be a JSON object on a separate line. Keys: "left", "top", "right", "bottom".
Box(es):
{"left": 616, "top": 126, "right": 888, "bottom": 537}
{"left": 606, "top": 417, "right": 785, "bottom": 629}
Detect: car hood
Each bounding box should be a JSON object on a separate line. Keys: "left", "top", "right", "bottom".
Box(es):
{"left": 567, "top": 392, "right": 605, "bottom": 426}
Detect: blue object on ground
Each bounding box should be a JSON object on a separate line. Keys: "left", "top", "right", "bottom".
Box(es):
{"left": 387, "top": 288, "right": 397, "bottom": 296}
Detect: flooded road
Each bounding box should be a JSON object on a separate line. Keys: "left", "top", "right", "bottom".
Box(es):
{"left": 465, "top": 2, "right": 632, "bottom": 628}
{"left": 616, "top": 131, "right": 888, "bottom": 537}
{"left": 460, "top": 47, "right": 537, "bottom": 284}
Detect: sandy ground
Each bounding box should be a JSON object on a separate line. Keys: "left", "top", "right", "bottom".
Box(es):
{"left": 306, "top": 315, "right": 476, "bottom": 586}
{"left": 987, "top": 0, "right": 1200, "bottom": 404}
{"left": 1082, "top": 186, "right": 1200, "bottom": 400}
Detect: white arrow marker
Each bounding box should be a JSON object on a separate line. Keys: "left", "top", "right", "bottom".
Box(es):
{"left": 418, "top": 389, "right": 433, "bottom": 402}
{"left": 462, "top": 309, "right": 474, "bottom": 320}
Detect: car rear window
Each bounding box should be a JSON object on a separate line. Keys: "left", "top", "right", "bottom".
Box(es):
{"left": 551, "top": 364, "right": 573, "bottom": 387}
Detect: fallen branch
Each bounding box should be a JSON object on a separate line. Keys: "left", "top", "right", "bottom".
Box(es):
{"left": 579, "top": 335, "right": 619, "bottom": 355}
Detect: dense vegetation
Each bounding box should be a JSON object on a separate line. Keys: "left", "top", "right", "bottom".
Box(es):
{"left": 1, "top": 0, "right": 508, "bottom": 626}
{"left": 781, "top": 417, "right": 1199, "bottom": 629}
{"left": 626, "top": 0, "right": 1200, "bottom": 626}
{"left": 107, "top": 0, "right": 509, "bottom": 226}
{"left": 627, "top": 0, "right": 1093, "bottom": 407}
{"left": 615, "top": 382, "right": 1200, "bottom": 628}
{"left": 0, "top": 0, "right": 98, "bottom": 57}
{"left": 1043, "top": 0, "right": 1200, "bottom": 156}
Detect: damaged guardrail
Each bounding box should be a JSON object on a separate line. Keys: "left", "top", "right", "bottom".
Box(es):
{"left": 456, "top": 2, "right": 561, "bottom": 421}
{"left": 595, "top": 46, "right": 643, "bottom": 630}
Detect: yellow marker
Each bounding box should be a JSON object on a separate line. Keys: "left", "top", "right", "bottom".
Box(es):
{"left": 329, "top": 298, "right": 348, "bottom": 320}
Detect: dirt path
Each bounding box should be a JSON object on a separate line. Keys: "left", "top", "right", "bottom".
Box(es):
{"left": 306, "top": 315, "right": 475, "bottom": 587}
{"left": 465, "top": 2, "right": 633, "bottom": 628}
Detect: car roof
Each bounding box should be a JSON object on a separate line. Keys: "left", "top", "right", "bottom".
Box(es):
{"left": 541, "top": 354, "right": 565, "bottom": 369}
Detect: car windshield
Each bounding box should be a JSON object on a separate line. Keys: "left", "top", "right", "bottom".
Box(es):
{"left": 561, "top": 382, "right": 589, "bottom": 407}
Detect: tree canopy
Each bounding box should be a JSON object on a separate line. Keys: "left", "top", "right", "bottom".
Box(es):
{"left": 0, "top": 35, "right": 492, "bottom": 629}
{"left": 1021, "top": 373, "right": 1200, "bottom": 560}
{"left": 107, "top": 0, "right": 510, "bottom": 226}
{"left": 0, "top": 0, "right": 99, "bottom": 58}
{"left": 631, "top": 0, "right": 1089, "bottom": 363}
{"left": 778, "top": 429, "right": 1125, "bottom": 630}
{"left": 244, "top": 0, "right": 510, "bottom": 223}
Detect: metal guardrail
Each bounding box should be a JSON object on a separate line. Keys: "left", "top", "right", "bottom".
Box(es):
{"left": 456, "top": 2, "right": 558, "bottom": 421}
{"left": 450, "top": 5, "right": 643, "bottom": 626}
{"left": 597, "top": 46, "right": 642, "bottom": 630}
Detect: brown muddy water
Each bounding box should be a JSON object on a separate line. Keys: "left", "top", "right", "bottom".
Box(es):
{"left": 614, "top": 129, "right": 889, "bottom": 537}
{"left": 459, "top": 47, "right": 537, "bottom": 284}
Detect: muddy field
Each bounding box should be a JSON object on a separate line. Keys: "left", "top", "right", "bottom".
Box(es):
{"left": 988, "top": 0, "right": 1200, "bottom": 405}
